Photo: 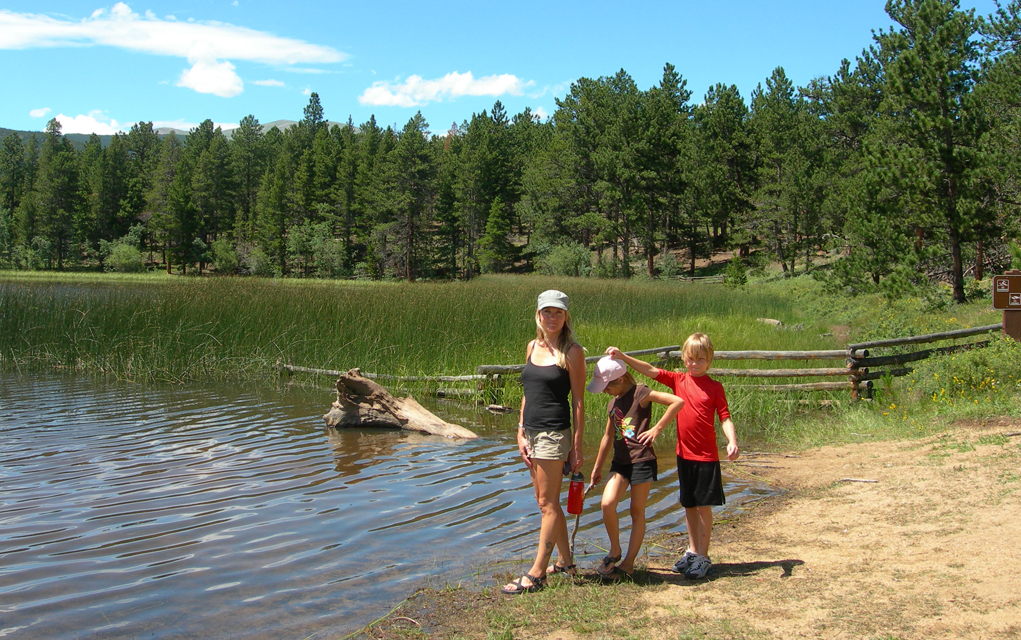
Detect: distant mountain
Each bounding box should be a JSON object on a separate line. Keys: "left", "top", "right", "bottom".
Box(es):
{"left": 0, "top": 126, "right": 114, "bottom": 150}
{"left": 156, "top": 119, "right": 349, "bottom": 140}
{"left": 2, "top": 120, "right": 352, "bottom": 148}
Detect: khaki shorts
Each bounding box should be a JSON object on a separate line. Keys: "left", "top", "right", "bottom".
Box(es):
{"left": 524, "top": 429, "right": 572, "bottom": 461}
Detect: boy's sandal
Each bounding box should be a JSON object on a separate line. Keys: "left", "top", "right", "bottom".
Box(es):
{"left": 547, "top": 562, "right": 577, "bottom": 576}
{"left": 501, "top": 573, "right": 546, "bottom": 595}
{"left": 597, "top": 554, "right": 622, "bottom": 575}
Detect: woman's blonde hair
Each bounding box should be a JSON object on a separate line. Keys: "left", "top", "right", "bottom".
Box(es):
{"left": 534, "top": 308, "right": 578, "bottom": 369}
{"left": 682, "top": 332, "right": 715, "bottom": 368}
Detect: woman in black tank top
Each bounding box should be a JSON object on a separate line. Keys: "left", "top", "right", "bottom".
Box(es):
{"left": 502, "top": 290, "right": 587, "bottom": 595}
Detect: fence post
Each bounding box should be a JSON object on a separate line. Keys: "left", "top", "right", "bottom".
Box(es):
{"left": 1003, "top": 269, "right": 1021, "bottom": 342}
{"left": 481, "top": 374, "right": 505, "bottom": 406}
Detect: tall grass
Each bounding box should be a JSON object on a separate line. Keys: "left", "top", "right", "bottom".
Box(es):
{"left": 0, "top": 273, "right": 836, "bottom": 383}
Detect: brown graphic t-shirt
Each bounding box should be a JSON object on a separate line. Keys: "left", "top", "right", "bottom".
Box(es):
{"left": 608, "top": 384, "right": 656, "bottom": 464}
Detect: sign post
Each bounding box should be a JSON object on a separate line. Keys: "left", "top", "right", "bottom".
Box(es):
{"left": 992, "top": 269, "right": 1021, "bottom": 342}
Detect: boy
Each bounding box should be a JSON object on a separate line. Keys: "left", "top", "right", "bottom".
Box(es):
{"left": 606, "top": 333, "right": 738, "bottom": 579}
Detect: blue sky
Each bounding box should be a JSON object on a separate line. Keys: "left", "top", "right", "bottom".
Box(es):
{"left": 0, "top": 0, "right": 1001, "bottom": 136}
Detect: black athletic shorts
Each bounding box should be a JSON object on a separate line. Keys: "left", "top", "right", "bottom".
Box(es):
{"left": 676, "top": 456, "right": 725, "bottom": 508}
{"left": 609, "top": 459, "right": 658, "bottom": 485}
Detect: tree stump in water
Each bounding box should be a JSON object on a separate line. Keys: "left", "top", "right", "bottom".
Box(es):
{"left": 322, "top": 369, "right": 478, "bottom": 439}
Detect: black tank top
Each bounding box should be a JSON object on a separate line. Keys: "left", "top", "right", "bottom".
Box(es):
{"left": 521, "top": 352, "right": 572, "bottom": 432}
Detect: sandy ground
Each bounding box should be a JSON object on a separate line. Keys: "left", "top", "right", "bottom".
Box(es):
{"left": 378, "top": 418, "right": 1021, "bottom": 639}
{"left": 626, "top": 417, "right": 1021, "bottom": 639}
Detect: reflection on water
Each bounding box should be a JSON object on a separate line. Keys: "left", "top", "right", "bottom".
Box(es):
{"left": 0, "top": 375, "right": 775, "bottom": 638}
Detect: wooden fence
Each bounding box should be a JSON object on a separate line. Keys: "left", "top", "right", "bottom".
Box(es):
{"left": 476, "top": 323, "right": 1004, "bottom": 401}
{"left": 280, "top": 322, "right": 1004, "bottom": 404}
{"left": 676, "top": 275, "right": 726, "bottom": 284}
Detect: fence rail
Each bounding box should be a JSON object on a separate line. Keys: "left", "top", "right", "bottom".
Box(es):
{"left": 676, "top": 275, "right": 726, "bottom": 283}
{"left": 284, "top": 322, "right": 1004, "bottom": 404}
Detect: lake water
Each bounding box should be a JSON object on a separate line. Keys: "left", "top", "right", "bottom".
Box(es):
{"left": 0, "top": 374, "right": 775, "bottom": 638}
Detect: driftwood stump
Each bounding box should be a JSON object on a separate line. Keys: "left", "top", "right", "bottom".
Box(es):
{"left": 322, "top": 369, "right": 478, "bottom": 439}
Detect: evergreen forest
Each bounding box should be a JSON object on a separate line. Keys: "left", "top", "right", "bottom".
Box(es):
{"left": 2, "top": 0, "right": 1020, "bottom": 303}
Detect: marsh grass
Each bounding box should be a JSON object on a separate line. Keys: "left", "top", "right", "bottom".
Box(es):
{"left": 3, "top": 270, "right": 1015, "bottom": 447}
{"left": 0, "top": 272, "right": 824, "bottom": 382}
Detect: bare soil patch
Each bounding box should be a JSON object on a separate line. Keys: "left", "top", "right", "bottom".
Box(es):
{"left": 640, "top": 417, "right": 1021, "bottom": 639}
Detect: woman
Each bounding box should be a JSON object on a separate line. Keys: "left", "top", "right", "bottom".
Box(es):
{"left": 502, "top": 290, "right": 586, "bottom": 595}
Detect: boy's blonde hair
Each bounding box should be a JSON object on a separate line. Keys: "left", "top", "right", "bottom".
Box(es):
{"left": 682, "top": 333, "right": 715, "bottom": 368}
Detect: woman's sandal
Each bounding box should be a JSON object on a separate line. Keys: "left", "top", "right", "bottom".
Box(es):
{"left": 501, "top": 573, "right": 546, "bottom": 595}
{"left": 547, "top": 562, "right": 577, "bottom": 576}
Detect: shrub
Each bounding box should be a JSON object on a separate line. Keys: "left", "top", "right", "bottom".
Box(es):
{"left": 658, "top": 250, "right": 681, "bottom": 279}
{"left": 211, "top": 238, "right": 241, "bottom": 275}
{"left": 535, "top": 242, "right": 592, "bottom": 277}
{"left": 724, "top": 254, "right": 747, "bottom": 287}
{"left": 107, "top": 244, "right": 146, "bottom": 273}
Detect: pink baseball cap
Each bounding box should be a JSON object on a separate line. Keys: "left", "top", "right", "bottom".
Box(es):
{"left": 587, "top": 356, "right": 627, "bottom": 393}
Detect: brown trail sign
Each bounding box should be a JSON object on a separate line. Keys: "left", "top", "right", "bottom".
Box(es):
{"left": 993, "top": 270, "right": 1021, "bottom": 342}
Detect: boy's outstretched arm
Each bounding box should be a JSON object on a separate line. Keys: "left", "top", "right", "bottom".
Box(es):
{"left": 605, "top": 346, "right": 661, "bottom": 379}
{"left": 721, "top": 418, "right": 739, "bottom": 461}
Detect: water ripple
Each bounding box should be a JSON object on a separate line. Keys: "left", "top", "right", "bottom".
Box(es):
{"left": 0, "top": 374, "right": 775, "bottom": 638}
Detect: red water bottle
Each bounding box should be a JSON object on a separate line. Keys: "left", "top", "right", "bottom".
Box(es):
{"left": 567, "top": 472, "right": 585, "bottom": 515}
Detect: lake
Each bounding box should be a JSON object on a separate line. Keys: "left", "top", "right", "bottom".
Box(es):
{"left": 0, "top": 374, "right": 774, "bottom": 638}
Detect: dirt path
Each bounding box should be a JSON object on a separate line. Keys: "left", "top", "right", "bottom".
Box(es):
{"left": 634, "top": 418, "right": 1021, "bottom": 639}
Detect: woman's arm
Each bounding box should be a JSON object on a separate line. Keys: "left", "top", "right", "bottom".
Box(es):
{"left": 605, "top": 346, "right": 661, "bottom": 380}
{"left": 589, "top": 417, "right": 614, "bottom": 487}
{"left": 517, "top": 395, "right": 532, "bottom": 469}
{"left": 566, "top": 343, "right": 586, "bottom": 473}
{"left": 635, "top": 390, "right": 684, "bottom": 446}
{"left": 517, "top": 341, "right": 535, "bottom": 469}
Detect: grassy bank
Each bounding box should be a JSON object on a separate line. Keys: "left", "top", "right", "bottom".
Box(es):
{"left": 2, "top": 270, "right": 1018, "bottom": 449}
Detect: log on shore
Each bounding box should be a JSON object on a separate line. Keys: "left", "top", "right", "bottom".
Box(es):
{"left": 322, "top": 369, "right": 478, "bottom": 439}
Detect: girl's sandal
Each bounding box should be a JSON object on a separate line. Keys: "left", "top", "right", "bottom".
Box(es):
{"left": 597, "top": 554, "right": 621, "bottom": 576}
{"left": 600, "top": 566, "right": 634, "bottom": 582}
{"left": 501, "top": 573, "right": 546, "bottom": 595}
{"left": 547, "top": 562, "right": 577, "bottom": 576}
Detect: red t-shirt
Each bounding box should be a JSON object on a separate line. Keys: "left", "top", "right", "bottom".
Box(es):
{"left": 654, "top": 370, "right": 731, "bottom": 462}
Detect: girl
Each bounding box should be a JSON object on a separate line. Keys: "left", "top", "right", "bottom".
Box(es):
{"left": 501, "top": 290, "right": 586, "bottom": 595}
{"left": 587, "top": 356, "right": 684, "bottom": 579}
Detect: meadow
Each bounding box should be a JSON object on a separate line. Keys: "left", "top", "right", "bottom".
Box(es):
{"left": 1, "top": 270, "right": 1017, "bottom": 448}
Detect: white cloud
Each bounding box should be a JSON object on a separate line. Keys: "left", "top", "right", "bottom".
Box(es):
{"left": 253, "top": 79, "right": 284, "bottom": 87}
{"left": 56, "top": 111, "right": 125, "bottom": 135}
{"left": 302, "top": 88, "right": 312, "bottom": 96}
{"left": 359, "top": 71, "right": 534, "bottom": 107}
{"left": 533, "top": 106, "right": 549, "bottom": 120}
{"left": 0, "top": 4, "right": 346, "bottom": 97}
{"left": 30, "top": 107, "right": 51, "bottom": 118}
{"left": 177, "top": 58, "right": 243, "bottom": 97}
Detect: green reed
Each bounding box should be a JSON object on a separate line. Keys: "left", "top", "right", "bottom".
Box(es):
{"left": 0, "top": 272, "right": 849, "bottom": 445}
{"left": 0, "top": 273, "right": 836, "bottom": 382}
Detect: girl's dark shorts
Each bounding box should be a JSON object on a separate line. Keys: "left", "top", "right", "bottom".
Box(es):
{"left": 609, "top": 459, "right": 658, "bottom": 485}
{"left": 676, "top": 456, "right": 725, "bottom": 508}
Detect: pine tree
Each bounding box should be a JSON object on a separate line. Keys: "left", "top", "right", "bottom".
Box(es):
{"left": 34, "top": 119, "right": 82, "bottom": 268}
{"left": 873, "top": 0, "right": 986, "bottom": 302}
{"left": 477, "top": 196, "right": 516, "bottom": 273}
